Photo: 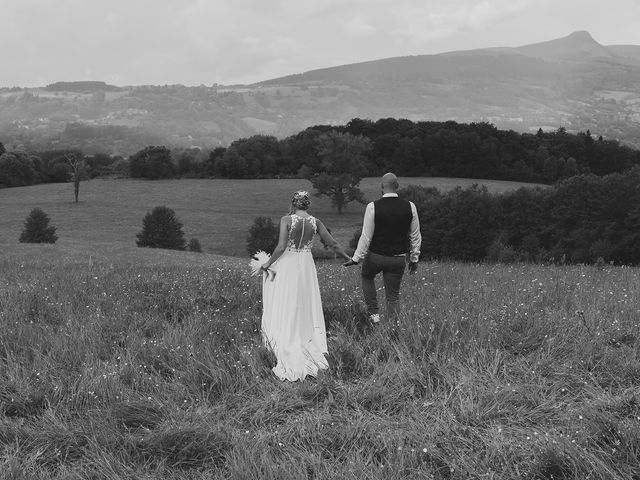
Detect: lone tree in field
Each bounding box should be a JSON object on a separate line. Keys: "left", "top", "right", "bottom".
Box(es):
{"left": 301, "top": 131, "right": 371, "bottom": 213}
{"left": 65, "top": 152, "right": 87, "bottom": 203}
{"left": 136, "top": 206, "right": 186, "bottom": 250}
{"left": 19, "top": 208, "right": 58, "bottom": 243}
{"left": 246, "top": 216, "right": 279, "bottom": 256}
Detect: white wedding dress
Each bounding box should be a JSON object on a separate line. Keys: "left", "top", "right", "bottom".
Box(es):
{"left": 261, "top": 214, "right": 329, "bottom": 381}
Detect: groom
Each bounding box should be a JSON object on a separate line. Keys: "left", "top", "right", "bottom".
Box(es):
{"left": 344, "top": 173, "right": 421, "bottom": 324}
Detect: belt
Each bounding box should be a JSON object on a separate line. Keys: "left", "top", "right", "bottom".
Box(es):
{"left": 370, "top": 251, "right": 406, "bottom": 257}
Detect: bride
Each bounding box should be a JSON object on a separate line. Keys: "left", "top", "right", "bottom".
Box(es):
{"left": 259, "top": 190, "right": 351, "bottom": 381}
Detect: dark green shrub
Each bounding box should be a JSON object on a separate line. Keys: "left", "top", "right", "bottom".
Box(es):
{"left": 19, "top": 208, "right": 58, "bottom": 243}
{"left": 246, "top": 216, "right": 278, "bottom": 256}
{"left": 187, "top": 238, "right": 202, "bottom": 252}
{"left": 136, "top": 206, "right": 186, "bottom": 250}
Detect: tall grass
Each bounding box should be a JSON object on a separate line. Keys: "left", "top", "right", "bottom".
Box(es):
{"left": 1, "top": 250, "right": 640, "bottom": 479}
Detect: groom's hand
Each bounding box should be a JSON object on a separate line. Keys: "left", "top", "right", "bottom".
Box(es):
{"left": 343, "top": 259, "right": 358, "bottom": 267}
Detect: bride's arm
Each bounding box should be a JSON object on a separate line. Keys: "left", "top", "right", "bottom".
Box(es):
{"left": 261, "top": 215, "right": 289, "bottom": 271}
{"left": 317, "top": 219, "right": 351, "bottom": 261}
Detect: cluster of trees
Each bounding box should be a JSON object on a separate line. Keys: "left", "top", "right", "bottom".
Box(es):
{"left": 203, "top": 119, "right": 640, "bottom": 183}
{"left": 129, "top": 146, "right": 175, "bottom": 179}
{"left": 398, "top": 167, "right": 640, "bottom": 265}
{"left": 127, "top": 145, "right": 214, "bottom": 179}
{"left": 3, "top": 119, "right": 640, "bottom": 189}
{"left": 0, "top": 142, "right": 211, "bottom": 189}
{"left": 0, "top": 143, "right": 116, "bottom": 188}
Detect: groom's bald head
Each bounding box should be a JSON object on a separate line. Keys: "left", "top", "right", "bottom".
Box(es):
{"left": 381, "top": 172, "right": 399, "bottom": 193}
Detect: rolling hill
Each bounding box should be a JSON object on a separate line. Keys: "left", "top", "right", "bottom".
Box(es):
{"left": 1, "top": 31, "right": 639, "bottom": 155}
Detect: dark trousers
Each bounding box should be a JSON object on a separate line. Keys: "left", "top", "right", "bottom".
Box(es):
{"left": 361, "top": 252, "right": 406, "bottom": 319}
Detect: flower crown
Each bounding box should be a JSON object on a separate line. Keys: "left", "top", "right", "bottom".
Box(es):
{"left": 291, "top": 190, "right": 310, "bottom": 210}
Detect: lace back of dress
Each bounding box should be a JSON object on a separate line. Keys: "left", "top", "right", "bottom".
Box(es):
{"left": 288, "top": 215, "right": 316, "bottom": 252}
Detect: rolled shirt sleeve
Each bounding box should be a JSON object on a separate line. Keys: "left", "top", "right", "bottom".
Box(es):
{"left": 352, "top": 202, "right": 375, "bottom": 263}
{"left": 408, "top": 201, "right": 421, "bottom": 263}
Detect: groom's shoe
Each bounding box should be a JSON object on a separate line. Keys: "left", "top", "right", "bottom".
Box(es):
{"left": 369, "top": 313, "right": 380, "bottom": 324}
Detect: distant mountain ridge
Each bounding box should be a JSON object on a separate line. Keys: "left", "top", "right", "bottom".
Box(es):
{"left": 258, "top": 31, "right": 636, "bottom": 84}
{"left": 1, "top": 31, "right": 640, "bottom": 154}
{"left": 495, "top": 30, "right": 618, "bottom": 60}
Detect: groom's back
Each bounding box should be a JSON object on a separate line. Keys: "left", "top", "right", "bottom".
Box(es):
{"left": 370, "top": 198, "right": 412, "bottom": 256}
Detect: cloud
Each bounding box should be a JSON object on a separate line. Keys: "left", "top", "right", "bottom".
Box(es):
{"left": 385, "top": 0, "right": 535, "bottom": 46}
{"left": 1, "top": 0, "right": 640, "bottom": 86}
{"left": 341, "top": 17, "right": 377, "bottom": 37}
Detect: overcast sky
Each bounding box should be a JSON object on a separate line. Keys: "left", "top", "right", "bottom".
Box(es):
{"left": 3, "top": 0, "right": 640, "bottom": 88}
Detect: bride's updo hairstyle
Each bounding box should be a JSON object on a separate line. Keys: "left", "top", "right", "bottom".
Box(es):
{"left": 290, "top": 190, "right": 311, "bottom": 213}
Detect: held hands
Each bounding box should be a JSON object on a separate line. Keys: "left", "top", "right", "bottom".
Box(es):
{"left": 342, "top": 257, "right": 417, "bottom": 273}
{"left": 260, "top": 263, "right": 276, "bottom": 281}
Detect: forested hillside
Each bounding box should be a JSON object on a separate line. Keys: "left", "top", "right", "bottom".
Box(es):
{"left": 2, "top": 119, "right": 639, "bottom": 189}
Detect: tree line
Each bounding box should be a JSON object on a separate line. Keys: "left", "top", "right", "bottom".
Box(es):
{"left": 0, "top": 144, "right": 116, "bottom": 188}
{"left": 396, "top": 167, "right": 640, "bottom": 265}
{"left": 3, "top": 118, "right": 640, "bottom": 189}
{"left": 203, "top": 119, "right": 640, "bottom": 182}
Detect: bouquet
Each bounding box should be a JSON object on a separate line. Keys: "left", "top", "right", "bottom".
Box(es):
{"left": 249, "top": 251, "right": 276, "bottom": 280}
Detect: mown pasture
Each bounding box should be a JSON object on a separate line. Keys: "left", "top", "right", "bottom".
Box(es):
{"left": 0, "top": 177, "right": 541, "bottom": 257}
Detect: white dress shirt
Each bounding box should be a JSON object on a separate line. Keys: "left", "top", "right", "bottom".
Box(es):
{"left": 352, "top": 193, "right": 421, "bottom": 263}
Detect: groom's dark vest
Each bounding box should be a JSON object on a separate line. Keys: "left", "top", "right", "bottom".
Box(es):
{"left": 369, "top": 197, "right": 412, "bottom": 256}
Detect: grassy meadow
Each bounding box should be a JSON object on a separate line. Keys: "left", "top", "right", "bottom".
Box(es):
{"left": 2, "top": 177, "right": 640, "bottom": 479}
{"left": 2, "top": 247, "right": 640, "bottom": 479}
{"left": 0, "top": 177, "right": 540, "bottom": 257}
